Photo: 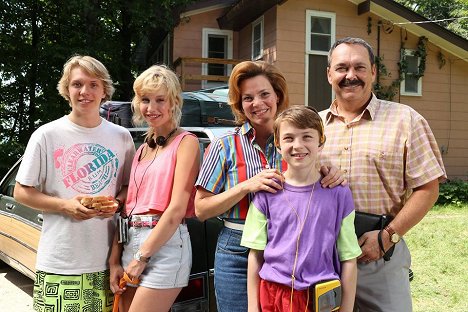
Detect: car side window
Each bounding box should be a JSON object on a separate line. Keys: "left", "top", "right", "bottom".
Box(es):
{"left": 198, "top": 138, "right": 211, "bottom": 162}
{"left": 1, "top": 166, "right": 19, "bottom": 198}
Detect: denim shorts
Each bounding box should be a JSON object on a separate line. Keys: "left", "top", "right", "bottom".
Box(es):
{"left": 214, "top": 226, "right": 249, "bottom": 312}
{"left": 122, "top": 223, "right": 192, "bottom": 289}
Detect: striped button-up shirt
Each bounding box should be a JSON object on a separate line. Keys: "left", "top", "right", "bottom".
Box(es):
{"left": 319, "top": 94, "right": 446, "bottom": 216}
{"left": 196, "top": 122, "right": 287, "bottom": 220}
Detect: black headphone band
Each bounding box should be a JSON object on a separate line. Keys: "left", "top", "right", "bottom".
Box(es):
{"left": 147, "top": 128, "right": 178, "bottom": 148}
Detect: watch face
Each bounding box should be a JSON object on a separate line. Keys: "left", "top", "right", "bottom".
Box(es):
{"left": 134, "top": 250, "right": 150, "bottom": 262}
{"left": 391, "top": 233, "right": 400, "bottom": 243}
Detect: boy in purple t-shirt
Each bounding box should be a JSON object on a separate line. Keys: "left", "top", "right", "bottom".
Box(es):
{"left": 241, "top": 106, "right": 361, "bottom": 312}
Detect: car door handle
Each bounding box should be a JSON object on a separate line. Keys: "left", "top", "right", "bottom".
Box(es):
{"left": 37, "top": 214, "right": 43, "bottom": 224}
{"left": 6, "top": 202, "right": 15, "bottom": 210}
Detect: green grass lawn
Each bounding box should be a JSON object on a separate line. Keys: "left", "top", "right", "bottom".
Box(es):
{"left": 405, "top": 204, "right": 468, "bottom": 311}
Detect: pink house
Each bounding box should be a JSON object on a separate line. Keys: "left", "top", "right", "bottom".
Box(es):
{"left": 154, "top": 0, "right": 468, "bottom": 180}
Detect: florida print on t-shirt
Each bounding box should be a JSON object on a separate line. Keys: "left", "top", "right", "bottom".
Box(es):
{"left": 54, "top": 143, "right": 119, "bottom": 194}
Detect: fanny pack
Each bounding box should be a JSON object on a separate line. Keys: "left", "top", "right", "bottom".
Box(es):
{"left": 313, "top": 280, "right": 341, "bottom": 312}
{"left": 354, "top": 211, "right": 395, "bottom": 260}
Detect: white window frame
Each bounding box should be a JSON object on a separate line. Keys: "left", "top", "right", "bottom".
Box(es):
{"left": 305, "top": 10, "right": 336, "bottom": 56}
{"left": 400, "top": 49, "right": 422, "bottom": 96}
{"left": 305, "top": 10, "right": 336, "bottom": 105}
{"left": 155, "top": 34, "right": 171, "bottom": 65}
{"left": 202, "top": 28, "right": 233, "bottom": 89}
{"left": 251, "top": 16, "right": 264, "bottom": 60}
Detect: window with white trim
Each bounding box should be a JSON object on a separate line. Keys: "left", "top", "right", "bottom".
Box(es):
{"left": 202, "top": 28, "right": 233, "bottom": 89}
{"left": 305, "top": 10, "right": 335, "bottom": 111}
{"left": 252, "top": 16, "right": 264, "bottom": 60}
{"left": 400, "top": 49, "right": 422, "bottom": 96}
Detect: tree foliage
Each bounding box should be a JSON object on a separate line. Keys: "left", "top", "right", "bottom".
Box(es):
{"left": 0, "top": 0, "right": 194, "bottom": 176}
{"left": 394, "top": 0, "right": 468, "bottom": 39}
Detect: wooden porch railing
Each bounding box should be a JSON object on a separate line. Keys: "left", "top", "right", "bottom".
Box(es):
{"left": 173, "top": 57, "right": 245, "bottom": 90}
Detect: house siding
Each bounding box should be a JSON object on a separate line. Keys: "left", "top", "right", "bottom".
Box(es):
{"left": 272, "top": 0, "right": 468, "bottom": 180}
{"left": 173, "top": 7, "right": 239, "bottom": 90}
{"left": 174, "top": 0, "right": 468, "bottom": 179}
{"left": 237, "top": 6, "right": 278, "bottom": 64}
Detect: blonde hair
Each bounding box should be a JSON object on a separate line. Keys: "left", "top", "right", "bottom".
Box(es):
{"left": 132, "top": 65, "right": 183, "bottom": 138}
{"left": 274, "top": 105, "right": 326, "bottom": 147}
{"left": 228, "top": 61, "right": 289, "bottom": 125}
{"left": 57, "top": 55, "right": 114, "bottom": 103}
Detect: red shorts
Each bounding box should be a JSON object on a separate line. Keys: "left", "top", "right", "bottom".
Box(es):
{"left": 259, "top": 279, "right": 312, "bottom": 312}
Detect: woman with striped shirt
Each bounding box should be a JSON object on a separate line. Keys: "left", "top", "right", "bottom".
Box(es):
{"left": 195, "top": 61, "right": 344, "bottom": 312}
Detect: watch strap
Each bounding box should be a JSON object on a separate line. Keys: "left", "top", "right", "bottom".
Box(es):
{"left": 377, "top": 230, "right": 391, "bottom": 261}
{"left": 384, "top": 224, "right": 395, "bottom": 236}
{"left": 384, "top": 224, "right": 400, "bottom": 243}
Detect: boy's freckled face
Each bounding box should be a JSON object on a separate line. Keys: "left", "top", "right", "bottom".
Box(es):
{"left": 278, "top": 121, "right": 323, "bottom": 170}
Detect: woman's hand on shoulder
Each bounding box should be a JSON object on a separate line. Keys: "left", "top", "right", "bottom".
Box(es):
{"left": 242, "top": 169, "right": 284, "bottom": 194}
{"left": 320, "top": 165, "right": 347, "bottom": 188}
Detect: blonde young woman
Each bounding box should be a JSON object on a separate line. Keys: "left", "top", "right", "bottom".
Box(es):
{"left": 109, "top": 65, "right": 200, "bottom": 312}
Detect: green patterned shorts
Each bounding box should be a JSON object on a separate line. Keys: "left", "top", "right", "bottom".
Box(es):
{"left": 33, "top": 269, "right": 114, "bottom": 312}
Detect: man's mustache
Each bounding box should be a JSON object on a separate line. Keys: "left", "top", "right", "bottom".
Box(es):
{"left": 339, "top": 79, "right": 364, "bottom": 88}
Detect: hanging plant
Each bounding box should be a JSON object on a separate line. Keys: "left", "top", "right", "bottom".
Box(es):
{"left": 367, "top": 16, "right": 372, "bottom": 35}
{"left": 374, "top": 36, "right": 428, "bottom": 101}
{"left": 414, "top": 36, "right": 428, "bottom": 79}
{"left": 373, "top": 55, "right": 400, "bottom": 101}
{"left": 437, "top": 51, "right": 446, "bottom": 69}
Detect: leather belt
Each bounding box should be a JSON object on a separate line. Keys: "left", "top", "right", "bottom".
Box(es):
{"left": 129, "top": 214, "right": 186, "bottom": 228}
{"left": 224, "top": 220, "right": 244, "bottom": 231}
{"left": 129, "top": 220, "right": 158, "bottom": 228}
{"left": 129, "top": 215, "right": 161, "bottom": 228}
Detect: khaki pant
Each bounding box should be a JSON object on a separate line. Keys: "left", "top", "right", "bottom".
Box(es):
{"left": 355, "top": 239, "right": 412, "bottom": 312}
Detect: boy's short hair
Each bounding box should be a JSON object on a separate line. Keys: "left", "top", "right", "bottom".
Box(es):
{"left": 57, "top": 55, "right": 114, "bottom": 103}
{"left": 274, "top": 105, "right": 326, "bottom": 147}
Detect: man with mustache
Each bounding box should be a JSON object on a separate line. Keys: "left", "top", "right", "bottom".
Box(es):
{"left": 319, "top": 37, "right": 446, "bottom": 311}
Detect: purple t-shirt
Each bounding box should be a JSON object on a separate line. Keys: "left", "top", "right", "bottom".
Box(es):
{"left": 242, "top": 180, "right": 359, "bottom": 290}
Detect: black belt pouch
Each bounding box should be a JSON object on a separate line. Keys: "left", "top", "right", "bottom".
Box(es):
{"left": 354, "top": 211, "right": 395, "bottom": 258}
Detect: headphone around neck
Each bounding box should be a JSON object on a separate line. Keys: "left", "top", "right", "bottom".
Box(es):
{"left": 147, "top": 128, "right": 178, "bottom": 148}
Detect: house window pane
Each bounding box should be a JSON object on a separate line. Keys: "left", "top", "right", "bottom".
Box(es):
{"left": 310, "top": 17, "right": 331, "bottom": 52}
{"left": 310, "top": 34, "right": 330, "bottom": 51}
{"left": 311, "top": 17, "right": 331, "bottom": 34}
{"left": 404, "top": 75, "right": 419, "bottom": 93}
{"left": 308, "top": 54, "right": 332, "bottom": 110}
{"left": 208, "top": 35, "right": 227, "bottom": 76}
{"left": 253, "top": 41, "right": 261, "bottom": 56}
{"left": 406, "top": 55, "right": 418, "bottom": 74}
{"left": 252, "top": 20, "right": 263, "bottom": 59}
{"left": 400, "top": 49, "right": 422, "bottom": 95}
{"left": 253, "top": 23, "right": 261, "bottom": 39}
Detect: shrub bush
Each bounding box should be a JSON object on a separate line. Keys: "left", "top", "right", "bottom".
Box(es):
{"left": 436, "top": 179, "right": 468, "bottom": 206}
